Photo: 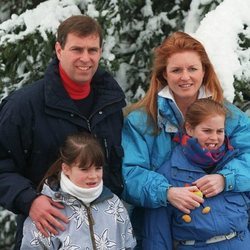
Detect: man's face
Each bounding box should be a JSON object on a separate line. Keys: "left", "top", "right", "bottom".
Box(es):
{"left": 55, "top": 33, "right": 102, "bottom": 83}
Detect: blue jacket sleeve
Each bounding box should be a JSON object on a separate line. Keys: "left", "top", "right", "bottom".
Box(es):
{"left": 122, "top": 111, "right": 171, "bottom": 208}
{"left": 219, "top": 103, "right": 250, "bottom": 192}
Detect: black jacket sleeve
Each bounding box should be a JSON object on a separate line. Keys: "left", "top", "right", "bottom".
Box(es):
{"left": 0, "top": 95, "right": 38, "bottom": 215}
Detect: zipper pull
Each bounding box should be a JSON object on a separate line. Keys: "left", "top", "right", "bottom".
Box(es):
{"left": 103, "top": 138, "right": 109, "bottom": 159}
{"left": 87, "top": 206, "right": 95, "bottom": 225}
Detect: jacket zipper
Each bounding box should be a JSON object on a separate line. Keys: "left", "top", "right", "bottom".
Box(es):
{"left": 83, "top": 97, "right": 124, "bottom": 132}
{"left": 103, "top": 138, "right": 109, "bottom": 159}
{"left": 86, "top": 119, "right": 91, "bottom": 132}
{"left": 86, "top": 206, "right": 97, "bottom": 250}
{"left": 88, "top": 97, "right": 124, "bottom": 121}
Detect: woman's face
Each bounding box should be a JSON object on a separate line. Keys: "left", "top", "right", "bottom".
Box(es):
{"left": 165, "top": 51, "right": 205, "bottom": 104}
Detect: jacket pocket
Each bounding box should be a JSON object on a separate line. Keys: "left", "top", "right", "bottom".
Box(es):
{"left": 224, "top": 193, "right": 248, "bottom": 231}
{"left": 224, "top": 193, "right": 248, "bottom": 211}
{"left": 170, "top": 167, "right": 204, "bottom": 186}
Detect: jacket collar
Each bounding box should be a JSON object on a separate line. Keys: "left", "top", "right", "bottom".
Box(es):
{"left": 42, "top": 182, "right": 113, "bottom": 205}
{"left": 158, "top": 85, "right": 210, "bottom": 100}
{"left": 157, "top": 86, "right": 212, "bottom": 133}
{"left": 43, "top": 58, "right": 126, "bottom": 125}
{"left": 171, "top": 142, "right": 238, "bottom": 174}
{"left": 44, "top": 58, "right": 125, "bottom": 109}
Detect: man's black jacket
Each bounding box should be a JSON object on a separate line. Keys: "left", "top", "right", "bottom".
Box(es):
{"left": 0, "top": 58, "right": 126, "bottom": 216}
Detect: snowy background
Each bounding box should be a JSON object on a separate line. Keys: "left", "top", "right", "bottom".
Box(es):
{"left": 189, "top": 0, "right": 250, "bottom": 102}
{"left": 0, "top": 0, "right": 250, "bottom": 248}
{"left": 0, "top": 0, "right": 250, "bottom": 104}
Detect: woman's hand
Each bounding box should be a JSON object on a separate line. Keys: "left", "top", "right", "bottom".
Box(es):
{"left": 29, "top": 195, "right": 69, "bottom": 237}
{"left": 193, "top": 174, "right": 225, "bottom": 198}
{"left": 167, "top": 186, "right": 204, "bottom": 214}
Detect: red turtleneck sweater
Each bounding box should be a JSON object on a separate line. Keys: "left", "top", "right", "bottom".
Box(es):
{"left": 59, "top": 64, "right": 91, "bottom": 100}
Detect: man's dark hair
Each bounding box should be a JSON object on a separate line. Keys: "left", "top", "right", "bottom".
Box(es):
{"left": 57, "top": 15, "right": 103, "bottom": 48}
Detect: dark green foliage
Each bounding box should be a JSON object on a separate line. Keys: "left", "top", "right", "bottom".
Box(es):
{"left": 0, "top": 207, "right": 16, "bottom": 249}
{"left": 0, "top": 0, "right": 250, "bottom": 248}
{"left": 0, "top": 30, "right": 55, "bottom": 97}
{"left": 234, "top": 24, "right": 250, "bottom": 106}
{"left": 1, "top": 0, "right": 46, "bottom": 19}
{"left": 96, "top": 0, "right": 191, "bottom": 101}
{"left": 199, "top": 0, "right": 222, "bottom": 17}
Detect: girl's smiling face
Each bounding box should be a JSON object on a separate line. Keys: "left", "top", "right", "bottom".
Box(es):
{"left": 62, "top": 163, "right": 103, "bottom": 188}
{"left": 185, "top": 114, "right": 225, "bottom": 150}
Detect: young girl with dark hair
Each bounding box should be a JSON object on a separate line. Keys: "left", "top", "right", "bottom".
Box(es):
{"left": 21, "top": 132, "right": 136, "bottom": 250}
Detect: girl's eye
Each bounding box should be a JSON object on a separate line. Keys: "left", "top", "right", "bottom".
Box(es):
{"left": 203, "top": 129, "right": 211, "bottom": 133}
{"left": 217, "top": 130, "right": 224, "bottom": 134}
{"left": 96, "top": 166, "right": 103, "bottom": 170}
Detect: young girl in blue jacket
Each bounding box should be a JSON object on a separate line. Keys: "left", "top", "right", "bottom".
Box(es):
{"left": 21, "top": 132, "right": 136, "bottom": 250}
{"left": 143, "top": 99, "right": 250, "bottom": 250}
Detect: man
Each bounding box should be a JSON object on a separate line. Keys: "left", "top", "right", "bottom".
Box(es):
{"left": 0, "top": 15, "right": 126, "bottom": 249}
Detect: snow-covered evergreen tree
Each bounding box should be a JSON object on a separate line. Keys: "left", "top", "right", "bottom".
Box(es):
{"left": 0, "top": 0, "right": 249, "bottom": 248}
{"left": 191, "top": 0, "right": 250, "bottom": 105}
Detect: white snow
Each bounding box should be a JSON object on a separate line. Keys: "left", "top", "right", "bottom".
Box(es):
{"left": 0, "top": 0, "right": 250, "bottom": 102}
{"left": 0, "top": 0, "right": 81, "bottom": 44}
{"left": 189, "top": 0, "right": 250, "bottom": 102}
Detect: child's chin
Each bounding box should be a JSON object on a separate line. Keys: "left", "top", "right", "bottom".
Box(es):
{"left": 205, "top": 146, "right": 219, "bottom": 151}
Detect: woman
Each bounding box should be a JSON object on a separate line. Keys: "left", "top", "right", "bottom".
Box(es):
{"left": 122, "top": 31, "right": 250, "bottom": 248}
